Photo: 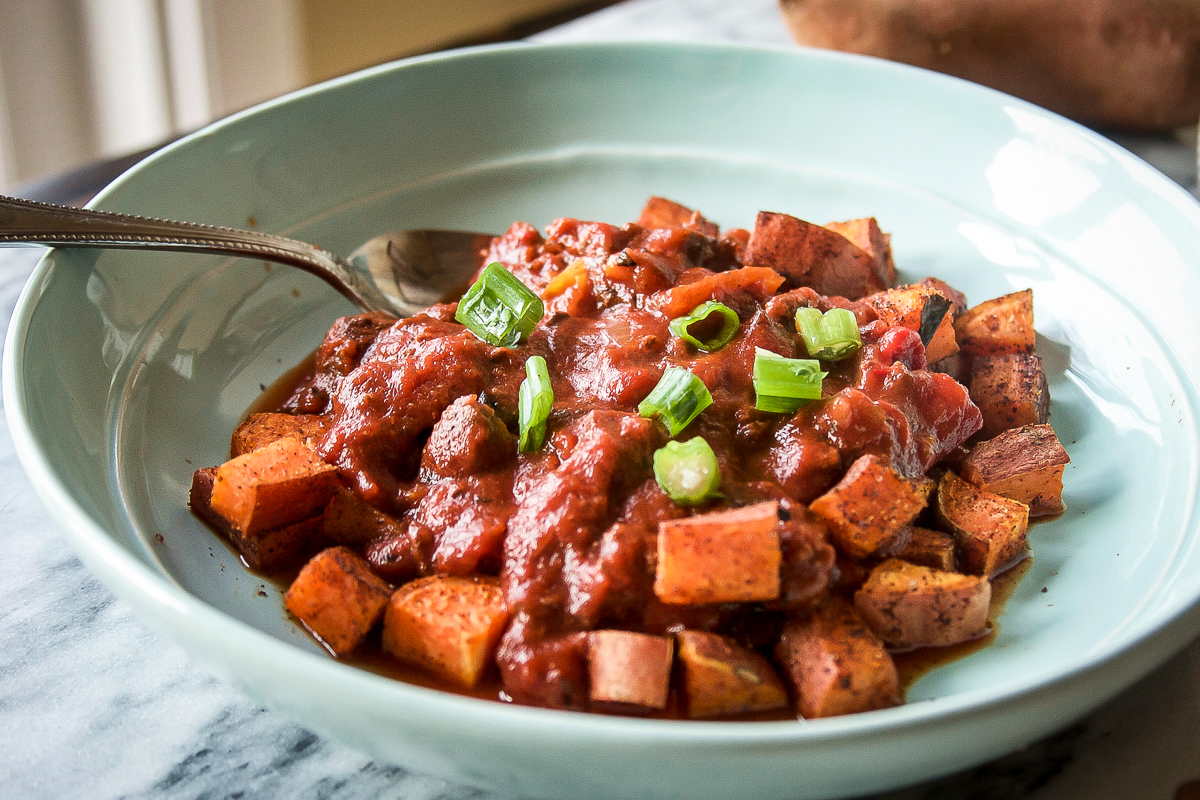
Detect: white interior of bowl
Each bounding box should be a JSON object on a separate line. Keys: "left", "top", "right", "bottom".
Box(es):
{"left": 7, "top": 41, "right": 1200, "bottom": 800}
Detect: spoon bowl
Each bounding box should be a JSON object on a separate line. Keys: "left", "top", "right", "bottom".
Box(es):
{"left": 0, "top": 194, "right": 494, "bottom": 316}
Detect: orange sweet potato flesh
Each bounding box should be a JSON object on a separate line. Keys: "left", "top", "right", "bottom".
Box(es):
{"left": 824, "top": 217, "right": 896, "bottom": 287}
{"left": 637, "top": 196, "right": 720, "bottom": 238}
{"left": 969, "top": 353, "right": 1050, "bottom": 439}
{"left": 646, "top": 266, "right": 786, "bottom": 319}
{"left": 209, "top": 437, "right": 340, "bottom": 535}
{"left": 936, "top": 471, "right": 1030, "bottom": 576}
{"left": 655, "top": 501, "right": 782, "bottom": 604}
{"left": 954, "top": 289, "right": 1035, "bottom": 356}
{"left": 775, "top": 598, "right": 901, "bottom": 718}
{"left": 854, "top": 558, "right": 992, "bottom": 648}
{"left": 230, "top": 412, "right": 329, "bottom": 457}
{"left": 961, "top": 423, "right": 1070, "bottom": 516}
{"left": 284, "top": 546, "right": 393, "bottom": 657}
{"left": 588, "top": 630, "right": 674, "bottom": 710}
{"left": 744, "top": 211, "right": 887, "bottom": 300}
{"left": 381, "top": 575, "right": 508, "bottom": 688}
{"left": 809, "top": 454, "right": 931, "bottom": 559}
{"left": 676, "top": 630, "right": 788, "bottom": 718}
{"left": 189, "top": 466, "right": 324, "bottom": 571}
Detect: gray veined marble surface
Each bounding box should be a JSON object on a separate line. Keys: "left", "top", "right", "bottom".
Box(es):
{"left": 3, "top": 0, "right": 1200, "bottom": 798}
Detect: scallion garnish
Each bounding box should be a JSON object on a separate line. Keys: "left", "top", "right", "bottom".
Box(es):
{"left": 638, "top": 367, "right": 713, "bottom": 436}
{"left": 669, "top": 301, "right": 740, "bottom": 352}
{"left": 795, "top": 307, "right": 862, "bottom": 361}
{"left": 518, "top": 355, "right": 553, "bottom": 453}
{"left": 455, "top": 262, "right": 544, "bottom": 347}
{"left": 753, "top": 348, "right": 825, "bottom": 413}
{"left": 653, "top": 437, "right": 721, "bottom": 505}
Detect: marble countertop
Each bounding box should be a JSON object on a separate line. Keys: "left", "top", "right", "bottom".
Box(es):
{"left": 3, "top": 1, "right": 1200, "bottom": 798}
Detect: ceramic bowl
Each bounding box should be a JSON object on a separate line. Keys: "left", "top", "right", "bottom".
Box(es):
{"left": 7, "top": 41, "right": 1200, "bottom": 800}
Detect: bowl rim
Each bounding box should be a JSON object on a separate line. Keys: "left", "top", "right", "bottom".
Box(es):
{"left": 6, "top": 37, "right": 1200, "bottom": 746}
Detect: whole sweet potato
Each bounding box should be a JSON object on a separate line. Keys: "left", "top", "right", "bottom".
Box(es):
{"left": 780, "top": 0, "right": 1200, "bottom": 132}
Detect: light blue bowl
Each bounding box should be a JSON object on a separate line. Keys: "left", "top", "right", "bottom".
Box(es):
{"left": 7, "top": 41, "right": 1200, "bottom": 800}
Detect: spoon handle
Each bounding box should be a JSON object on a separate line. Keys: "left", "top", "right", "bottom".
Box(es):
{"left": 0, "top": 194, "right": 393, "bottom": 313}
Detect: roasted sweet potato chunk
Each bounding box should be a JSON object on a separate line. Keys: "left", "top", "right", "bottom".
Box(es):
{"left": 382, "top": 575, "right": 508, "bottom": 688}
{"left": 809, "top": 454, "right": 931, "bottom": 559}
{"left": 189, "top": 466, "right": 324, "bottom": 570}
{"left": 954, "top": 289, "right": 1035, "bottom": 355}
{"left": 230, "top": 412, "right": 329, "bottom": 457}
{"left": 936, "top": 471, "right": 1030, "bottom": 576}
{"left": 864, "top": 284, "right": 959, "bottom": 363}
{"left": 961, "top": 424, "right": 1070, "bottom": 517}
{"left": 824, "top": 217, "right": 896, "bottom": 287}
{"left": 655, "top": 501, "right": 782, "bottom": 604}
{"left": 854, "top": 559, "right": 992, "bottom": 649}
{"left": 898, "top": 526, "right": 957, "bottom": 571}
{"left": 637, "top": 196, "right": 719, "bottom": 237}
{"left": 676, "top": 630, "right": 788, "bottom": 718}
{"left": 969, "top": 353, "right": 1050, "bottom": 439}
{"left": 588, "top": 630, "right": 673, "bottom": 710}
{"left": 322, "top": 485, "right": 407, "bottom": 545}
{"left": 209, "top": 437, "right": 340, "bottom": 535}
{"left": 775, "top": 598, "right": 900, "bottom": 718}
{"left": 745, "top": 211, "right": 886, "bottom": 299}
{"left": 285, "top": 546, "right": 393, "bottom": 657}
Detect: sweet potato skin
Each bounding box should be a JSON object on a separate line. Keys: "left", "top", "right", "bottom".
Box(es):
{"left": 209, "top": 437, "right": 340, "bottom": 535}
{"left": 655, "top": 501, "right": 782, "bottom": 604}
{"left": 809, "top": 454, "right": 931, "bottom": 559}
{"left": 381, "top": 575, "right": 508, "bottom": 688}
{"left": 588, "top": 630, "right": 674, "bottom": 710}
{"left": 854, "top": 558, "right": 992, "bottom": 648}
{"left": 676, "top": 630, "right": 788, "bottom": 718}
{"left": 961, "top": 423, "right": 1070, "bottom": 516}
{"left": 775, "top": 598, "right": 901, "bottom": 718}
{"left": 936, "top": 471, "right": 1030, "bottom": 576}
{"left": 284, "top": 546, "right": 393, "bottom": 657}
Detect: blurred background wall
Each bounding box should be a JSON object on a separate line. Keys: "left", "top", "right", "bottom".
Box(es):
{"left": 0, "top": 0, "right": 606, "bottom": 194}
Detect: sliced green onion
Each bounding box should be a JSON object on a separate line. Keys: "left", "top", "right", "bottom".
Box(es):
{"left": 795, "top": 307, "right": 862, "bottom": 361}
{"left": 455, "top": 262, "right": 544, "bottom": 347}
{"left": 653, "top": 437, "right": 721, "bottom": 505}
{"left": 638, "top": 366, "right": 713, "bottom": 436}
{"left": 669, "top": 301, "right": 740, "bottom": 352}
{"left": 518, "top": 355, "right": 553, "bottom": 453}
{"left": 753, "top": 348, "right": 825, "bottom": 413}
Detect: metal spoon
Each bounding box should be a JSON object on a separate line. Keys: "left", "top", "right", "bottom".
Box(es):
{"left": 0, "top": 194, "right": 495, "bottom": 317}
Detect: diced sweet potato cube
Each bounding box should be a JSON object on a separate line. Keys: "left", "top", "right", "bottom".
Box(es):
{"left": 809, "top": 454, "right": 930, "bottom": 559}
{"left": 323, "top": 485, "right": 406, "bottom": 545}
{"left": 863, "top": 284, "right": 959, "bottom": 363}
{"left": 655, "top": 501, "right": 782, "bottom": 604}
{"left": 588, "top": 630, "right": 673, "bottom": 710}
{"left": 898, "top": 526, "right": 957, "bottom": 571}
{"left": 382, "top": 575, "right": 508, "bottom": 688}
{"left": 854, "top": 558, "right": 992, "bottom": 649}
{"left": 209, "top": 437, "right": 340, "bottom": 535}
{"left": 775, "top": 598, "right": 900, "bottom": 718}
{"left": 744, "top": 211, "right": 885, "bottom": 299}
{"left": 636, "top": 196, "right": 719, "bottom": 237}
{"left": 420, "top": 395, "right": 516, "bottom": 478}
{"left": 969, "top": 353, "right": 1050, "bottom": 439}
{"left": 284, "top": 546, "right": 392, "bottom": 657}
{"left": 676, "top": 630, "right": 788, "bottom": 718}
{"left": 189, "top": 466, "right": 323, "bottom": 570}
{"left": 961, "top": 424, "right": 1070, "bottom": 517}
{"left": 936, "top": 471, "right": 1030, "bottom": 576}
{"left": 230, "top": 412, "right": 329, "bottom": 457}
{"left": 954, "top": 289, "right": 1035, "bottom": 355}
{"left": 824, "top": 217, "right": 896, "bottom": 287}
